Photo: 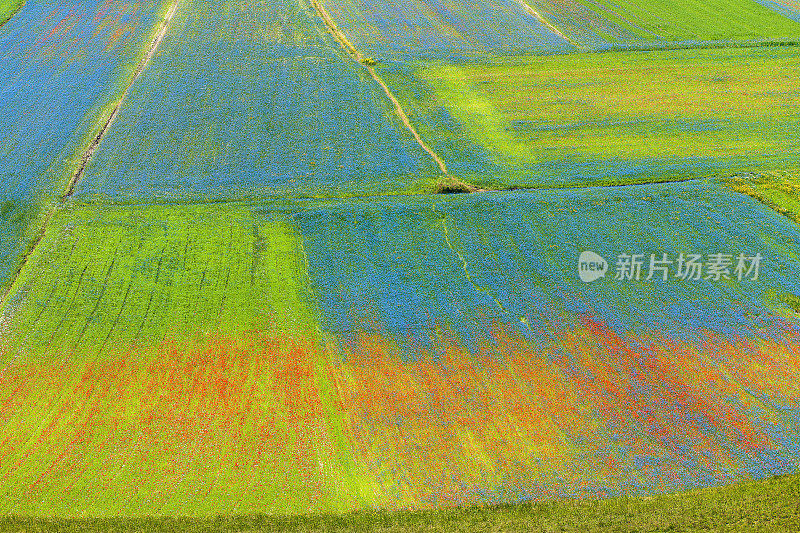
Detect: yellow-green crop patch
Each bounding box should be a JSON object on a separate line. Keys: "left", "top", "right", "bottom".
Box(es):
{"left": 1, "top": 202, "right": 319, "bottom": 357}
{"left": 529, "top": 0, "right": 800, "bottom": 48}
{"left": 380, "top": 46, "right": 800, "bottom": 189}
{"left": 0, "top": 201, "right": 379, "bottom": 516}
{"left": 0, "top": 0, "right": 23, "bottom": 27}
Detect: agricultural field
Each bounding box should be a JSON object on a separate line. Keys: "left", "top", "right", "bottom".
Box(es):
{"left": 1, "top": 0, "right": 800, "bottom": 528}
{"left": 0, "top": 0, "right": 174, "bottom": 287}
{"left": 72, "top": 0, "right": 443, "bottom": 203}
{"left": 317, "top": 0, "right": 800, "bottom": 54}
{"left": 315, "top": 0, "right": 574, "bottom": 59}
{"left": 754, "top": 0, "right": 800, "bottom": 23}
{"left": 1, "top": 471, "right": 798, "bottom": 531}
{"left": 0, "top": 1, "right": 23, "bottom": 27}
{"left": 2, "top": 183, "right": 799, "bottom": 515}
{"left": 379, "top": 46, "right": 800, "bottom": 189}
{"left": 0, "top": 201, "right": 370, "bottom": 516}
{"left": 525, "top": 0, "right": 800, "bottom": 49}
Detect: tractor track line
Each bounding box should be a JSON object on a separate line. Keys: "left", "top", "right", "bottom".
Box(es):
{"left": 64, "top": 0, "right": 180, "bottom": 198}
{"left": 516, "top": 0, "right": 584, "bottom": 50}
{"left": 309, "top": 0, "right": 452, "bottom": 179}
{"left": 1, "top": 0, "right": 180, "bottom": 315}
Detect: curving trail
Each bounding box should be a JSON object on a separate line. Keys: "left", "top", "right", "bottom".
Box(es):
{"left": 309, "top": 0, "right": 454, "bottom": 180}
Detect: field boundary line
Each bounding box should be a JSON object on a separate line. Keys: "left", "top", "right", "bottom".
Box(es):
{"left": 0, "top": 0, "right": 25, "bottom": 28}
{"left": 309, "top": 0, "right": 454, "bottom": 180}
{"left": 0, "top": 208, "right": 54, "bottom": 314}
{"left": 64, "top": 0, "right": 181, "bottom": 198}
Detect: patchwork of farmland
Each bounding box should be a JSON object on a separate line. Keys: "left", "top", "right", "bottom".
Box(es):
{"left": 2, "top": 183, "right": 800, "bottom": 514}
{"left": 315, "top": 0, "right": 574, "bottom": 59}
{"left": 2, "top": 0, "right": 800, "bottom": 524}
{"left": 379, "top": 46, "right": 800, "bottom": 190}
{"left": 0, "top": 0, "right": 173, "bottom": 287}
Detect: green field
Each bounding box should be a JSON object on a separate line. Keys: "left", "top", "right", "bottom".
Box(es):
{"left": 0, "top": 0, "right": 23, "bottom": 27}
{"left": 0, "top": 202, "right": 380, "bottom": 516}
{"left": 2, "top": 202, "right": 317, "bottom": 357}
{"left": 723, "top": 170, "right": 800, "bottom": 223}
{"left": 382, "top": 46, "right": 800, "bottom": 189}
{"left": 0, "top": 471, "right": 797, "bottom": 532}
{"left": 529, "top": 0, "right": 800, "bottom": 47}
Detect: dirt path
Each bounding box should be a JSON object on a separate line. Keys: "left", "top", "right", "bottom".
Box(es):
{"left": 516, "top": 0, "right": 584, "bottom": 49}
{"left": 309, "top": 0, "right": 454, "bottom": 180}
{"left": 64, "top": 0, "right": 181, "bottom": 198}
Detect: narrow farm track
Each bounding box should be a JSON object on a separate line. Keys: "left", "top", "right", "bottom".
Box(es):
{"left": 516, "top": 0, "right": 584, "bottom": 49}
{"left": 64, "top": 0, "right": 181, "bottom": 198}
{"left": 0, "top": 0, "right": 180, "bottom": 315}
{"left": 309, "top": 0, "right": 457, "bottom": 182}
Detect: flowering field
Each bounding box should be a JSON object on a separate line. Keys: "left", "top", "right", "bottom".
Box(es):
{"left": 0, "top": 201, "right": 370, "bottom": 515}
{"left": 2, "top": 182, "right": 799, "bottom": 514}
{"left": 316, "top": 0, "right": 574, "bottom": 60}
{"left": 72, "top": 0, "right": 442, "bottom": 203}
{"left": 0, "top": 0, "right": 172, "bottom": 201}
{"left": 757, "top": 0, "right": 800, "bottom": 22}
{"left": 2, "top": 0, "right": 800, "bottom": 525}
{"left": 379, "top": 46, "right": 800, "bottom": 190}
{"left": 526, "top": 0, "right": 800, "bottom": 49}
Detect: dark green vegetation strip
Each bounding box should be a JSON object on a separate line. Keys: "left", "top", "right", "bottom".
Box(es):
{"left": 723, "top": 170, "right": 800, "bottom": 224}
{"left": 0, "top": 472, "right": 797, "bottom": 532}
{"left": 0, "top": 0, "right": 23, "bottom": 27}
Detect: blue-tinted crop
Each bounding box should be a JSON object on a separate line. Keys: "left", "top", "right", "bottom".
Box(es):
{"left": 290, "top": 181, "right": 800, "bottom": 359}
{"left": 73, "top": 0, "right": 442, "bottom": 202}
{"left": 0, "top": 0, "right": 168, "bottom": 202}
{"left": 318, "top": 0, "right": 574, "bottom": 60}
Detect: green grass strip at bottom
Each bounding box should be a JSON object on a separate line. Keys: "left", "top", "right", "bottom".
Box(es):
{"left": 0, "top": 471, "right": 796, "bottom": 532}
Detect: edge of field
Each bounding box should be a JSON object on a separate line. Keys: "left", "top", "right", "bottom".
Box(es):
{"left": 0, "top": 0, "right": 23, "bottom": 27}
{"left": 0, "top": 471, "right": 796, "bottom": 532}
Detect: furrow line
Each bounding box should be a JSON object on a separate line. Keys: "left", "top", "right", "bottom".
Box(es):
{"left": 0, "top": 0, "right": 181, "bottom": 315}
